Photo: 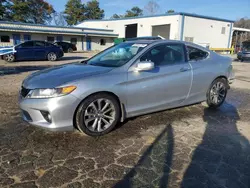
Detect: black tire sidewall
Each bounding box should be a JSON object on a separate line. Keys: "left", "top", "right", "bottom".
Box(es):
{"left": 76, "top": 93, "right": 121, "bottom": 136}
{"left": 207, "top": 78, "right": 228, "bottom": 108}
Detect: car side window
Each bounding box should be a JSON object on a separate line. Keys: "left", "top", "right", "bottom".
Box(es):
{"left": 187, "top": 46, "right": 209, "bottom": 61}
{"left": 34, "top": 41, "right": 45, "bottom": 47}
{"left": 45, "top": 42, "right": 54, "bottom": 47}
{"left": 17, "top": 41, "right": 34, "bottom": 48}
{"left": 140, "top": 44, "right": 185, "bottom": 66}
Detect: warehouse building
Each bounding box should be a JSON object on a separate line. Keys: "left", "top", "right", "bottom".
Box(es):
{"left": 0, "top": 21, "right": 118, "bottom": 51}
{"left": 77, "top": 12, "right": 235, "bottom": 49}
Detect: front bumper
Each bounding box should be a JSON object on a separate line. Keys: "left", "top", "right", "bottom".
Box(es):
{"left": 238, "top": 53, "right": 250, "bottom": 60}
{"left": 19, "top": 94, "right": 81, "bottom": 131}
{"left": 58, "top": 50, "right": 64, "bottom": 58}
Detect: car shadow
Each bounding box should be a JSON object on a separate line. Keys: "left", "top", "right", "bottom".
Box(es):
{"left": 113, "top": 102, "right": 250, "bottom": 188}
{"left": 113, "top": 124, "right": 174, "bottom": 188}
{"left": 181, "top": 103, "right": 250, "bottom": 188}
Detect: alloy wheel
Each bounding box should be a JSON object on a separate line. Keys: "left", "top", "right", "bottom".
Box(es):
{"left": 48, "top": 52, "right": 57, "bottom": 61}
{"left": 210, "top": 81, "right": 226, "bottom": 105}
{"left": 84, "top": 98, "right": 116, "bottom": 132}
{"left": 5, "top": 54, "right": 14, "bottom": 62}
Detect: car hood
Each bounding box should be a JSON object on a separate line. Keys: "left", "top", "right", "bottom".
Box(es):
{"left": 22, "top": 63, "right": 113, "bottom": 89}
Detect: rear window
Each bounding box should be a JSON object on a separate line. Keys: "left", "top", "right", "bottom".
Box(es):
{"left": 242, "top": 42, "right": 250, "bottom": 51}
{"left": 187, "top": 46, "right": 209, "bottom": 61}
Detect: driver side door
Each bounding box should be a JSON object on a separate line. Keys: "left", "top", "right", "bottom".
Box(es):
{"left": 126, "top": 43, "right": 192, "bottom": 117}
{"left": 15, "top": 41, "right": 34, "bottom": 60}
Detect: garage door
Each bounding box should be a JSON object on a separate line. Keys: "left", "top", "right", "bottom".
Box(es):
{"left": 125, "top": 24, "right": 138, "bottom": 38}
{"left": 152, "top": 24, "right": 170, "bottom": 39}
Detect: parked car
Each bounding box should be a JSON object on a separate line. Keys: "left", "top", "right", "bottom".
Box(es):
{"left": 54, "top": 41, "right": 77, "bottom": 53}
{"left": 19, "top": 40, "right": 234, "bottom": 136}
{"left": 237, "top": 41, "right": 250, "bottom": 62}
{"left": 3, "top": 40, "right": 64, "bottom": 62}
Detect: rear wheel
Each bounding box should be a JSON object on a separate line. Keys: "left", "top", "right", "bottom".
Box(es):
{"left": 75, "top": 93, "right": 121, "bottom": 136}
{"left": 4, "top": 54, "right": 15, "bottom": 62}
{"left": 47, "top": 52, "right": 57, "bottom": 61}
{"left": 68, "top": 48, "right": 73, "bottom": 53}
{"left": 207, "top": 78, "right": 228, "bottom": 108}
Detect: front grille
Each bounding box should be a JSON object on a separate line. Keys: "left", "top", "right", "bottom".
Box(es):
{"left": 21, "top": 87, "right": 30, "bottom": 98}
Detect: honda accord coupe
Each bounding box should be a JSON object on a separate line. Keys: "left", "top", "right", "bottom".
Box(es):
{"left": 19, "top": 40, "right": 234, "bottom": 136}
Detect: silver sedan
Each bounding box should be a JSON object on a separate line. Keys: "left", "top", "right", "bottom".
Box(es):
{"left": 19, "top": 40, "right": 234, "bottom": 136}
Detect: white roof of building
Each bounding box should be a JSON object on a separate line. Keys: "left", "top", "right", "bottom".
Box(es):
{"left": 0, "top": 21, "right": 119, "bottom": 37}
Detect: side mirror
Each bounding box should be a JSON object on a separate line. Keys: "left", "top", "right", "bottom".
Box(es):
{"left": 135, "top": 61, "right": 155, "bottom": 71}
{"left": 80, "top": 60, "right": 87, "bottom": 64}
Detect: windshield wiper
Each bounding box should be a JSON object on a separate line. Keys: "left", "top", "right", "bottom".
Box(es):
{"left": 88, "top": 63, "right": 117, "bottom": 67}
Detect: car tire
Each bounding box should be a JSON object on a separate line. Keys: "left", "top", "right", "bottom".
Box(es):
{"left": 4, "top": 54, "right": 15, "bottom": 62}
{"left": 47, "top": 52, "right": 57, "bottom": 61}
{"left": 207, "top": 78, "right": 228, "bottom": 108}
{"left": 68, "top": 48, "right": 73, "bottom": 53}
{"left": 75, "top": 93, "right": 121, "bottom": 136}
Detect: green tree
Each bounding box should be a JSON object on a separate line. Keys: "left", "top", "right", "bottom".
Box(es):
{"left": 9, "top": 0, "right": 29, "bottom": 23}
{"left": 110, "top": 13, "right": 122, "bottom": 19}
{"left": 0, "top": 0, "right": 11, "bottom": 21}
{"left": 124, "top": 6, "right": 143, "bottom": 17}
{"left": 10, "top": 0, "right": 54, "bottom": 24}
{"left": 167, "top": 9, "right": 174, "bottom": 13}
{"left": 85, "top": 0, "right": 104, "bottom": 20}
{"left": 64, "top": 0, "right": 85, "bottom": 25}
{"left": 27, "top": 0, "right": 55, "bottom": 24}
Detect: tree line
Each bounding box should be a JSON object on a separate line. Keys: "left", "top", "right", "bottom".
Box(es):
{"left": 0, "top": 0, "right": 176, "bottom": 26}
{"left": 0, "top": 0, "right": 104, "bottom": 26}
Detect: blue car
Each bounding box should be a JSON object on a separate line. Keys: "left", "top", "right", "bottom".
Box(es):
{"left": 3, "top": 40, "right": 64, "bottom": 62}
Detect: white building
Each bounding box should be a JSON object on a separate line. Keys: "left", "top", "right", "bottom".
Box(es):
{"left": 0, "top": 21, "right": 118, "bottom": 51}
{"left": 77, "top": 12, "right": 234, "bottom": 48}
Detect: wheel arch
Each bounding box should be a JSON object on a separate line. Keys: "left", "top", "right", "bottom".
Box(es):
{"left": 213, "top": 75, "right": 229, "bottom": 88}
{"left": 73, "top": 91, "right": 126, "bottom": 130}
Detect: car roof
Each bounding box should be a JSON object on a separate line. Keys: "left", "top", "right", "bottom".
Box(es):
{"left": 124, "top": 39, "right": 211, "bottom": 52}
{"left": 126, "top": 36, "right": 162, "bottom": 41}
{"left": 23, "top": 40, "right": 48, "bottom": 42}
{"left": 125, "top": 39, "right": 184, "bottom": 44}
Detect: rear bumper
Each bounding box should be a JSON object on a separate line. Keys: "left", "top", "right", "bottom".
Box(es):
{"left": 238, "top": 53, "right": 250, "bottom": 60}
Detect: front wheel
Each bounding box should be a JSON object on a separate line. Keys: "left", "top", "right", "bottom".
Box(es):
{"left": 47, "top": 52, "right": 57, "bottom": 61}
{"left": 207, "top": 78, "right": 228, "bottom": 108}
{"left": 75, "top": 93, "right": 121, "bottom": 136}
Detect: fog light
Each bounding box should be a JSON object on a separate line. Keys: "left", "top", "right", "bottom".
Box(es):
{"left": 40, "top": 111, "right": 52, "bottom": 123}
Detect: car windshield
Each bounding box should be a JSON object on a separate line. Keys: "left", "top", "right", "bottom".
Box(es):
{"left": 87, "top": 42, "right": 148, "bottom": 67}
{"left": 242, "top": 42, "right": 250, "bottom": 51}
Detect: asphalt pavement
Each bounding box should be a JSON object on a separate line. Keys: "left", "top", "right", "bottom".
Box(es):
{"left": 0, "top": 55, "right": 250, "bottom": 188}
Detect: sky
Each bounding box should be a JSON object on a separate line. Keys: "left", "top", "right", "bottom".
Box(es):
{"left": 46, "top": 0, "right": 250, "bottom": 21}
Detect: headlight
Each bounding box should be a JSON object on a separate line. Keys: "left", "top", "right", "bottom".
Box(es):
{"left": 26, "top": 86, "right": 76, "bottom": 98}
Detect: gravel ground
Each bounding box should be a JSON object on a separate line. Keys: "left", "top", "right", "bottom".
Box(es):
{"left": 0, "top": 54, "right": 250, "bottom": 188}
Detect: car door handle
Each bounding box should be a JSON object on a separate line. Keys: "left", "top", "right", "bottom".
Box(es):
{"left": 180, "top": 67, "right": 191, "bottom": 72}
